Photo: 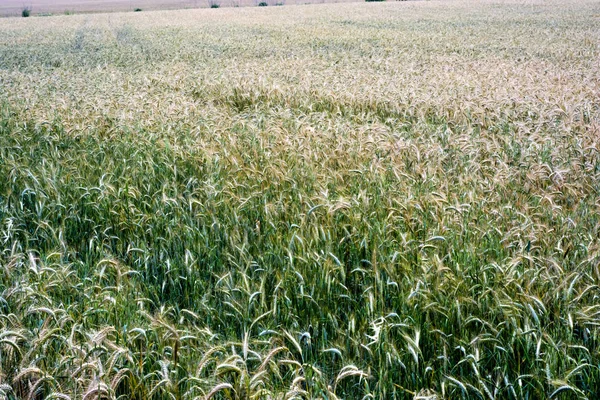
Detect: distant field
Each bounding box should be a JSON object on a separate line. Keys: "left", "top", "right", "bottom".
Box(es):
{"left": 0, "top": 0, "right": 194, "bottom": 16}
{"left": 0, "top": 0, "right": 357, "bottom": 16}
{"left": 1, "top": 0, "right": 600, "bottom": 399}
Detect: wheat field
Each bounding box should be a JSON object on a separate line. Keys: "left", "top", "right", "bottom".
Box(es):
{"left": 1, "top": 0, "right": 600, "bottom": 398}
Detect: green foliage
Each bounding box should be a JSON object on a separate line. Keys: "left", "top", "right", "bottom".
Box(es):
{"left": 258, "top": 2, "right": 268, "bottom": 6}
{"left": 21, "top": 7, "right": 31, "bottom": 17}
{"left": 134, "top": 7, "right": 143, "bottom": 11}
{"left": 0, "top": 0, "right": 599, "bottom": 398}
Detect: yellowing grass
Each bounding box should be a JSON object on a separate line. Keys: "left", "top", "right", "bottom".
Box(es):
{"left": 1, "top": 0, "right": 599, "bottom": 398}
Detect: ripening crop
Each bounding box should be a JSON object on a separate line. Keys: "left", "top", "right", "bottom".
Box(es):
{"left": 0, "top": 0, "right": 599, "bottom": 398}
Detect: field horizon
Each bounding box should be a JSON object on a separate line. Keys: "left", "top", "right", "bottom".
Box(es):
{"left": 0, "top": 0, "right": 364, "bottom": 17}
{"left": 1, "top": 0, "right": 600, "bottom": 398}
